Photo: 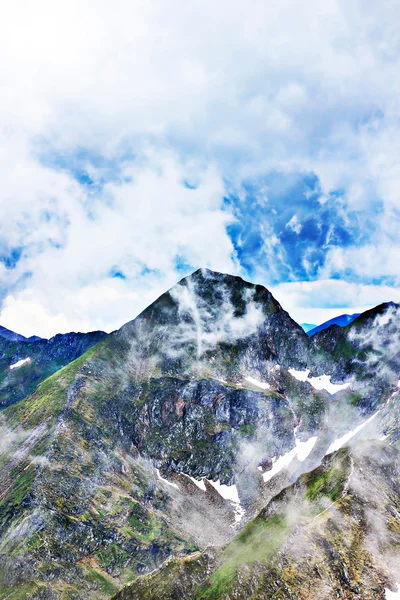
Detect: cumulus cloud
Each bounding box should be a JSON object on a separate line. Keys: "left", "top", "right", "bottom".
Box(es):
{"left": 0, "top": 0, "right": 400, "bottom": 335}
{"left": 0, "top": 152, "right": 237, "bottom": 337}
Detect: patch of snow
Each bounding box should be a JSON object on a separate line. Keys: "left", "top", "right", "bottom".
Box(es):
{"left": 326, "top": 410, "right": 381, "bottom": 455}
{"left": 288, "top": 368, "right": 350, "bottom": 395}
{"left": 263, "top": 449, "right": 297, "bottom": 483}
{"left": 263, "top": 435, "right": 318, "bottom": 483}
{"left": 182, "top": 475, "right": 244, "bottom": 524}
{"left": 183, "top": 474, "right": 207, "bottom": 491}
{"left": 296, "top": 436, "right": 318, "bottom": 461}
{"left": 182, "top": 474, "right": 245, "bottom": 524}
{"left": 386, "top": 584, "right": 400, "bottom": 599}
{"left": 208, "top": 480, "right": 244, "bottom": 525}
{"left": 380, "top": 433, "right": 389, "bottom": 441}
{"left": 244, "top": 376, "right": 270, "bottom": 390}
{"left": 10, "top": 357, "right": 31, "bottom": 370}
{"left": 156, "top": 469, "right": 179, "bottom": 490}
{"left": 386, "top": 384, "right": 400, "bottom": 405}
{"left": 308, "top": 375, "right": 350, "bottom": 394}
{"left": 209, "top": 480, "right": 240, "bottom": 503}
{"left": 289, "top": 368, "right": 310, "bottom": 382}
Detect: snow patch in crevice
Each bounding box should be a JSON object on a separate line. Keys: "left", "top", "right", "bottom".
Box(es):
{"left": 232, "top": 503, "right": 245, "bottom": 525}
{"left": 208, "top": 479, "right": 240, "bottom": 503}
{"left": 156, "top": 469, "right": 179, "bottom": 490}
{"left": 244, "top": 376, "right": 270, "bottom": 390}
{"left": 326, "top": 409, "right": 381, "bottom": 455}
{"left": 288, "top": 368, "right": 309, "bottom": 382}
{"left": 386, "top": 584, "right": 400, "bottom": 599}
{"left": 10, "top": 357, "right": 31, "bottom": 370}
{"left": 386, "top": 384, "right": 400, "bottom": 405}
{"left": 288, "top": 368, "right": 350, "bottom": 395}
{"left": 262, "top": 435, "right": 318, "bottom": 483}
{"left": 208, "top": 480, "right": 244, "bottom": 525}
{"left": 182, "top": 475, "right": 244, "bottom": 524}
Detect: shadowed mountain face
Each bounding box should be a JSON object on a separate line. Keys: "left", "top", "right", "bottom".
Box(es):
{"left": 0, "top": 330, "right": 107, "bottom": 410}
{"left": 0, "top": 270, "right": 399, "bottom": 600}
{"left": 0, "top": 325, "right": 43, "bottom": 343}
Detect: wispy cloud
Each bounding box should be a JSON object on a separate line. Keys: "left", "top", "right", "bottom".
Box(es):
{"left": 169, "top": 276, "right": 265, "bottom": 358}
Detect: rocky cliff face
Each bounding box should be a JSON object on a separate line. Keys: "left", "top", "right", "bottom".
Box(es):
{"left": 113, "top": 441, "right": 400, "bottom": 600}
{"left": 0, "top": 270, "right": 399, "bottom": 599}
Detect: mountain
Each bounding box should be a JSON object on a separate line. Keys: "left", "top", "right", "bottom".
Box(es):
{"left": 0, "top": 325, "right": 43, "bottom": 343}
{"left": 0, "top": 330, "right": 107, "bottom": 410}
{"left": 306, "top": 313, "right": 361, "bottom": 336}
{"left": 0, "top": 269, "right": 399, "bottom": 600}
{"left": 113, "top": 441, "right": 400, "bottom": 600}
{"left": 300, "top": 322, "right": 316, "bottom": 333}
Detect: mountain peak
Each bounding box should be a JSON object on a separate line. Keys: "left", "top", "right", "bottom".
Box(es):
{"left": 185, "top": 267, "right": 261, "bottom": 289}
{"left": 116, "top": 266, "right": 308, "bottom": 382}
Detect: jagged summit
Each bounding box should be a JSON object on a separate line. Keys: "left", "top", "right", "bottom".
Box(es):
{"left": 115, "top": 266, "right": 308, "bottom": 379}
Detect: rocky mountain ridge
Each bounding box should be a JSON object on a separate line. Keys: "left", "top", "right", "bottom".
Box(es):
{"left": 0, "top": 329, "right": 107, "bottom": 410}
{"left": 0, "top": 269, "right": 398, "bottom": 599}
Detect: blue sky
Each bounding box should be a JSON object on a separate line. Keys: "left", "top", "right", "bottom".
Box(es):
{"left": 1, "top": 0, "right": 400, "bottom": 337}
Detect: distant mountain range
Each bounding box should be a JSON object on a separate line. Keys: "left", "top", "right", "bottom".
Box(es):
{"left": 301, "top": 312, "right": 361, "bottom": 336}
{"left": 300, "top": 322, "right": 317, "bottom": 332}
{"left": 0, "top": 269, "right": 399, "bottom": 600}
{"left": 0, "top": 324, "right": 43, "bottom": 343}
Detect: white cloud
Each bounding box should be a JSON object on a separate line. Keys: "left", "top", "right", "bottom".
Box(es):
{"left": 322, "top": 243, "right": 400, "bottom": 285}
{"left": 169, "top": 278, "right": 265, "bottom": 358}
{"left": 285, "top": 215, "right": 302, "bottom": 234}
{"left": 0, "top": 0, "right": 400, "bottom": 335}
{"left": 271, "top": 280, "right": 400, "bottom": 326}
{"left": 0, "top": 154, "right": 237, "bottom": 337}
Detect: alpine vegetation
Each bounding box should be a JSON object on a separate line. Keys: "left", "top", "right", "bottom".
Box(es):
{"left": 0, "top": 269, "right": 399, "bottom": 599}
